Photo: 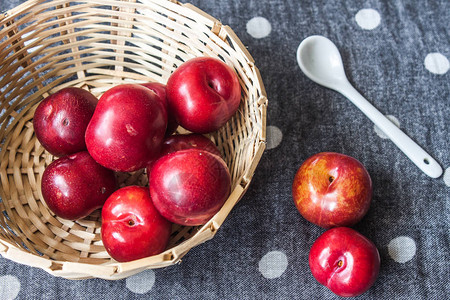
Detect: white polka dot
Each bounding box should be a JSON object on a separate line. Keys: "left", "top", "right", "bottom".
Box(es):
{"left": 388, "top": 236, "right": 417, "bottom": 263}
{"left": 0, "top": 275, "right": 21, "bottom": 300}
{"left": 21, "top": 31, "right": 42, "bottom": 53}
{"left": 443, "top": 167, "right": 450, "bottom": 186}
{"left": 355, "top": 9, "right": 381, "bottom": 30}
{"left": 374, "top": 115, "right": 400, "bottom": 139}
{"left": 266, "top": 125, "right": 283, "bottom": 149}
{"left": 258, "top": 250, "right": 288, "bottom": 279}
{"left": 424, "top": 53, "right": 449, "bottom": 75}
{"left": 246, "top": 17, "right": 272, "bottom": 39}
{"left": 125, "top": 269, "right": 155, "bottom": 294}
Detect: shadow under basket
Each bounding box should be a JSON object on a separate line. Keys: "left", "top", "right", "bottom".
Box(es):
{"left": 0, "top": 0, "right": 267, "bottom": 280}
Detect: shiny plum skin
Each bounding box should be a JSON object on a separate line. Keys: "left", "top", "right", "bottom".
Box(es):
{"left": 146, "top": 133, "right": 223, "bottom": 177}
{"left": 141, "top": 82, "right": 178, "bottom": 136}
{"left": 149, "top": 149, "right": 231, "bottom": 226}
{"left": 33, "top": 87, "right": 98, "bottom": 157}
{"left": 292, "top": 152, "right": 372, "bottom": 228}
{"left": 166, "top": 57, "right": 241, "bottom": 134}
{"left": 41, "top": 151, "right": 117, "bottom": 220}
{"left": 101, "top": 186, "right": 172, "bottom": 262}
{"left": 309, "top": 227, "right": 380, "bottom": 297}
{"left": 85, "top": 84, "right": 167, "bottom": 172}
{"left": 158, "top": 134, "right": 222, "bottom": 158}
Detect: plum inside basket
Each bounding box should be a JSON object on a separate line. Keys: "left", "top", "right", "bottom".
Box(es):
{"left": 0, "top": 0, "right": 266, "bottom": 279}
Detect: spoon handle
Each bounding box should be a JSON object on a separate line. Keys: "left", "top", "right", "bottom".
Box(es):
{"left": 338, "top": 81, "right": 443, "bottom": 178}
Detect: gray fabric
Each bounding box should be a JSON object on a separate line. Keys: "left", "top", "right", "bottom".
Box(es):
{"left": 1, "top": 0, "right": 449, "bottom": 299}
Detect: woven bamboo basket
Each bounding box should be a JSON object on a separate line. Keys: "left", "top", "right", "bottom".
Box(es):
{"left": 0, "top": 0, "right": 267, "bottom": 280}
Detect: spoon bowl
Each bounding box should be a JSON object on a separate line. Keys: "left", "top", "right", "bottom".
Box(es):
{"left": 297, "top": 35, "right": 348, "bottom": 90}
{"left": 297, "top": 35, "right": 443, "bottom": 178}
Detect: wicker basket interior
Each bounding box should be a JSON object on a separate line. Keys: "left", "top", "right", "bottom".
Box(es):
{"left": 0, "top": 0, "right": 267, "bottom": 279}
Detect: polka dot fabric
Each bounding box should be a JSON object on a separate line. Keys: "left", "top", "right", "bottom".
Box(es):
{"left": 0, "top": 0, "right": 448, "bottom": 299}
{"left": 424, "top": 53, "right": 449, "bottom": 75}
{"left": 0, "top": 275, "right": 21, "bottom": 300}
{"left": 258, "top": 251, "right": 288, "bottom": 279}
{"left": 266, "top": 125, "right": 283, "bottom": 149}
{"left": 355, "top": 9, "right": 381, "bottom": 30}
{"left": 388, "top": 236, "right": 417, "bottom": 263}
{"left": 246, "top": 17, "right": 272, "bottom": 39}
{"left": 443, "top": 168, "right": 450, "bottom": 187}
{"left": 125, "top": 270, "right": 156, "bottom": 294}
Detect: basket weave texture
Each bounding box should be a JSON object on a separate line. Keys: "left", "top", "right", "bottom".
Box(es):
{"left": 0, "top": 0, "right": 267, "bottom": 279}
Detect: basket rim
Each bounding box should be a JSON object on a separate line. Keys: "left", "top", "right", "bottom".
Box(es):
{"left": 0, "top": 0, "right": 268, "bottom": 280}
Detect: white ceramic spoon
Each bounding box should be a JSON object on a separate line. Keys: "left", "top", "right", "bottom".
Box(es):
{"left": 297, "top": 35, "right": 443, "bottom": 178}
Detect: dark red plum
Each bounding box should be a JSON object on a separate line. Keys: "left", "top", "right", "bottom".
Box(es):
{"left": 141, "top": 82, "right": 178, "bottom": 136}
{"left": 85, "top": 84, "right": 167, "bottom": 172}
{"left": 102, "top": 186, "right": 172, "bottom": 262}
{"left": 146, "top": 133, "right": 223, "bottom": 177}
{"left": 166, "top": 57, "right": 241, "bottom": 133}
{"left": 309, "top": 227, "right": 380, "bottom": 297}
{"left": 149, "top": 149, "right": 231, "bottom": 226}
{"left": 159, "top": 133, "right": 222, "bottom": 158}
{"left": 41, "top": 151, "right": 117, "bottom": 220}
{"left": 33, "top": 87, "right": 98, "bottom": 157}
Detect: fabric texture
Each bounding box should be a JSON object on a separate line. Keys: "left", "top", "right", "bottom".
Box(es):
{"left": 0, "top": 0, "right": 449, "bottom": 299}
